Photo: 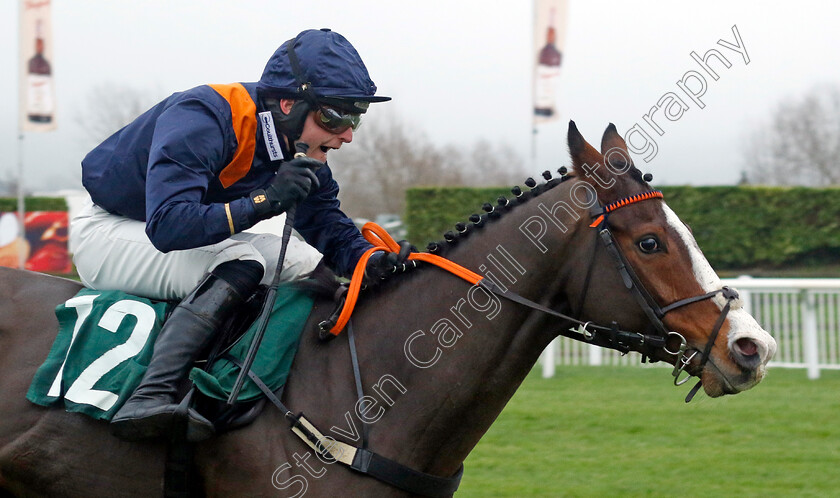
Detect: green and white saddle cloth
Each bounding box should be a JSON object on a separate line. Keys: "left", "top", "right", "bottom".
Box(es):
{"left": 26, "top": 285, "right": 314, "bottom": 420}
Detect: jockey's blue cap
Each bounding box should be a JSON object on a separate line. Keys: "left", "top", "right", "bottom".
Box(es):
{"left": 258, "top": 28, "right": 390, "bottom": 113}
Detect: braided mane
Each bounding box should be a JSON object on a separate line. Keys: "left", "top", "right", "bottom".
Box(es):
{"left": 424, "top": 167, "right": 576, "bottom": 256}
{"left": 423, "top": 162, "right": 650, "bottom": 256}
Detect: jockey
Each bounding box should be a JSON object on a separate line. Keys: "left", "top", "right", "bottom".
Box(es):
{"left": 71, "top": 28, "right": 408, "bottom": 442}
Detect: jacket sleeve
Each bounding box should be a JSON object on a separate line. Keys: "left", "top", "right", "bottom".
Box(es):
{"left": 144, "top": 98, "right": 257, "bottom": 252}
{"left": 293, "top": 164, "right": 373, "bottom": 277}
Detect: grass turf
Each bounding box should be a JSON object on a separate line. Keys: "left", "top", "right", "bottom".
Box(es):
{"left": 458, "top": 366, "right": 840, "bottom": 497}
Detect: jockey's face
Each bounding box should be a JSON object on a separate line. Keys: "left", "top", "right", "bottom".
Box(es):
{"left": 280, "top": 99, "right": 353, "bottom": 163}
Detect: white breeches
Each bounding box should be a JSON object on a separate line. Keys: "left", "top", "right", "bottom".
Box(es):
{"left": 70, "top": 201, "right": 322, "bottom": 301}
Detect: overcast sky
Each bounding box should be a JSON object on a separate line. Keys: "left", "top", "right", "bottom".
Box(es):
{"left": 1, "top": 0, "right": 839, "bottom": 193}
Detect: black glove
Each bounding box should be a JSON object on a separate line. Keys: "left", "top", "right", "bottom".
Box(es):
{"left": 364, "top": 240, "right": 418, "bottom": 285}
{"left": 250, "top": 156, "right": 322, "bottom": 217}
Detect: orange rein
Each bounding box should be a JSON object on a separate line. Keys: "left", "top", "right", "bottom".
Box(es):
{"left": 328, "top": 222, "right": 483, "bottom": 336}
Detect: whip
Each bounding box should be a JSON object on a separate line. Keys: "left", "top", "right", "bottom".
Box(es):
{"left": 227, "top": 143, "right": 311, "bottom": 405}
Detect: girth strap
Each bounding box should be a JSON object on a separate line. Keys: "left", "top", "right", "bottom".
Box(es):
{"left": 351, "top": 448, "right": 464, "bottom": 498}
{"left": 223, "top": 355, "right": 463, "bottom": 497}
{"left": 288, "top": 413, "right": 464, "bottom": 497}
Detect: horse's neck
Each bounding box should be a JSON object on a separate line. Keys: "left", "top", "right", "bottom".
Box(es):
{"left": 287, "top": 180, "right": 586, "bottom": 478}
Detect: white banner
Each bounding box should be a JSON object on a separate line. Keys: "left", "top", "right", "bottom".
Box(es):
{"left": 533, "top": 0, "right": 568, "bottom": 124}
{"left": 19, "top": 0, "right": 57, "bottom": 132}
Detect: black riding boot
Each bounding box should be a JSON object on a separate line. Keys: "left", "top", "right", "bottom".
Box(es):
{"left": 110, "top": 262, "right": 261, "bottom": 442}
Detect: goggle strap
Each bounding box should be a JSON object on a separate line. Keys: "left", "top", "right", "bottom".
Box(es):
{"left": 285, "top": 36, "right": 319, "bottom": 108}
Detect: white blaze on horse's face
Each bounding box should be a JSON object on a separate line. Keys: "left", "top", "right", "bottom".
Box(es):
{"left": 661, "top": 204, "right": 777, "bottom": 391}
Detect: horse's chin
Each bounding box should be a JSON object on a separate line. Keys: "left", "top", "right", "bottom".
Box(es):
{"left": 700, "top": 362, "right": 766, "bottom": 397}
{"left": 699, "top": 374, "right": 730, "bottom": 398}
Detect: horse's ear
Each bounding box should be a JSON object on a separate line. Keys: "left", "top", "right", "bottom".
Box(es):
{"left": 567, "top": 120, "right": 603, "bottom": 173}
{"left": 600, "top": 123, "right": 629, "bottom": 155}
{"left": 569, "top": 121, "right": 627, "bottom": 204}
{"left": 600, "top": 123, "right": 634, "bottom": 169}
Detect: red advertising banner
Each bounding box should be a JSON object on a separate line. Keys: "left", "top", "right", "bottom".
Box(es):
{"left": 533, "top": 0, "right": 568, "bottom": 124}
{"left": 19, "top": 0, "right": 57, "bottom": 131}
{"left": 0, "top": 211, "right": 71, "bottom": 273}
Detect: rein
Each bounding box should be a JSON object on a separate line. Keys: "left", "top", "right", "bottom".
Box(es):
{"left": 330, "top": 213, "right": 737, "bottom": 386}
{"left": 259, "top": 191, "right": 739, "bottom": 497}
{"left": 323, "top": 224, "right": 670, "bottom": 356}
{"left": 322, "top": 223, "right": 483, "bottom": 336}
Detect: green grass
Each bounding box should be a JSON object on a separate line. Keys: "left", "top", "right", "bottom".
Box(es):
{"left": 458, "top": 366, "right": 840, "bottom": 497}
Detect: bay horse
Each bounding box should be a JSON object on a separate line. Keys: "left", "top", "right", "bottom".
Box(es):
{"left": 0, "top": 122, "right": 776, "bottom": 497}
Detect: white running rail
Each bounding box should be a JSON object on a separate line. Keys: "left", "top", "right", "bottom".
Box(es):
{"left": 541, "top": 276, "right": 840, "bottom": 380}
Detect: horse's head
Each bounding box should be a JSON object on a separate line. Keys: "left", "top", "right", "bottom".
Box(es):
{"left": 566, "top": 121, "right": 776, "bottom": 397}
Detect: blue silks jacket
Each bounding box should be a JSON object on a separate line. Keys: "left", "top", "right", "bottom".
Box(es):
{"left": 80, "top": 82, "right": 371, "bottom": 277}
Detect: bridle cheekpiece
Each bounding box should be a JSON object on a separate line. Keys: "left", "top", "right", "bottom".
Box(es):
{"left": 587, "top": 189, "right": 740, "bottom": 402}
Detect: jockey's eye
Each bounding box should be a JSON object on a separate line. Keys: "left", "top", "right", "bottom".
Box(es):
{"left": 637, "top": 236, "right": 662, "bottom": 254}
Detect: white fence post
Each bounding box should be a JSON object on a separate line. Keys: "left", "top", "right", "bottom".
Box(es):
{"left": 801, "top": 290, "right": 821, "bottom": 380}
{"left": 588, "top": 343, "right": 602, "bottom": 366}
{"left": 736, "top": 275, "right": 753, "bottom": 315}
{"left": 541, "top": 339, "right": 556, "bottom": 378}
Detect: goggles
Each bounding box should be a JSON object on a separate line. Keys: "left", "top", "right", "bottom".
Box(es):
{"left": 314, "top": 106, "right": 362, "bottom": 134}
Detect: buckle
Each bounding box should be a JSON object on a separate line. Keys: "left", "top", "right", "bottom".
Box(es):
{"left": 721, "top": 286, "right": 739, "bottom": 301}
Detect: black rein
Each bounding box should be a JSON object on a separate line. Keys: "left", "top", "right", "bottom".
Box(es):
{"left": 247, "top": 190, "right": 742, "bottom": 497}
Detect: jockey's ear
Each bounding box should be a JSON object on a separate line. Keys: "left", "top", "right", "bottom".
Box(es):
{"left": 280, "top": 99, "right": 296, "bottom": 114}
{"left": 567, "top": 121, "right": 622, "bottom": 204}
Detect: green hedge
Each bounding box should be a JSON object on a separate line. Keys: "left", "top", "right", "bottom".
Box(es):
{"left": 0, "top": 197, "right": 67, "bottom": 212}
{"left": 405, "top": 187, "right": 510, "bottom": 248}
{"left": 405, "top": 185, "right": 840, "bottom": 270}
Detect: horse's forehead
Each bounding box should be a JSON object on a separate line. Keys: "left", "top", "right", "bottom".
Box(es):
{"left": 660, "top": 204, "right": 721, "bottom": 293}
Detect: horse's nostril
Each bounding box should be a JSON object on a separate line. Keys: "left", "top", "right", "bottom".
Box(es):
{"left": 734, "top": 337, "right": 759, "bottom": 358}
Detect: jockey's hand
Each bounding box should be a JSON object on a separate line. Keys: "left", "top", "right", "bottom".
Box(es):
{"left": 363, "top": 240, "right": 418, "bottom": 285}
{"left": 250, "top": 157, "right": 322, "bottom": 218}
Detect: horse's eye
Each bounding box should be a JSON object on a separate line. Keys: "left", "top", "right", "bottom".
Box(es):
{"left": 637, "top": 236, "right": 661, "bottom": 254}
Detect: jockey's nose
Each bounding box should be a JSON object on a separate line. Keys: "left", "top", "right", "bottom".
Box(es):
{"left": 337, "top": 127, "right": 353, "bottom": 143}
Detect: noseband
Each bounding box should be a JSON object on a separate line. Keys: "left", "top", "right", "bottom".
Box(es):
{"left": 483, "top": 190, "right": 739, "bottom": 402}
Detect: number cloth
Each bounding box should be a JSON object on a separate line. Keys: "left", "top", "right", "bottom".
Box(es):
{"left": 26, "top": 286, "right": 313, "bottom": 420}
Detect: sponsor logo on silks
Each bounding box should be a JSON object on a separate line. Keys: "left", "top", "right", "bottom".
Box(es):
{"left": 259, "top": 111, "right": 282, "bottom": 161}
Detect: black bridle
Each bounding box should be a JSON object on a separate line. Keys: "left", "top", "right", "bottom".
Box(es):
{"left": 249, "top": 189, "right": 741, "bottom": 497}
{"left": 482, "top": 190, "right": 740, "bottom": 402}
